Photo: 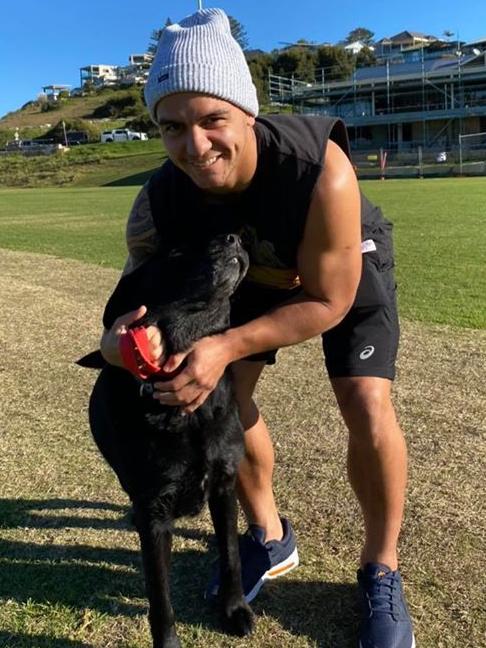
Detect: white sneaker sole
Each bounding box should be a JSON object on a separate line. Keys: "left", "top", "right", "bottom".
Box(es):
{"left": 244, "top": 547, "right": 300, "bottom": 603}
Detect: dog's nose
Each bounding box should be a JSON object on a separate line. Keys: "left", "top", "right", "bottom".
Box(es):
{"left": 226, "top": 234, "right": 242, "bottom": 249}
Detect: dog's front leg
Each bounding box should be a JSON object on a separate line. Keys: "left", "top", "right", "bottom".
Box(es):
{"left": 134, "top": 506, "right": 181, "bottom": 648}
{"left": 208, "top": 479, "right": 254, "bottom": 636}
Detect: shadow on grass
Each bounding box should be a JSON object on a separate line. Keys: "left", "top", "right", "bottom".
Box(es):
{"left": 0, "top": 499, "right": 358, "bottom": 646}
{"left": 0, "top": 497, "right": 130, "bottom": 531}
{"left": 0, "top": 631, "right": 91, "bottom": 647}
{"left": 0, "top": 498, "right": 213, "bottom": 618}
{"left": 0, "top": 498, "right": 210, "bottom": 542}
{"left": 103, "top": 169, "right": 159, "bottom": 186}
{"left": 254, "top": 580, "right": 358, "bottom": 648}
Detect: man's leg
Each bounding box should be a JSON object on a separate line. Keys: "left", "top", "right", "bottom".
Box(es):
{"left": 331, "top": 376, "right": 414, "bottom": 647}
{"left": 230, "top": 359, "right": 283, "bottom": 542}
{"left": 330, "top": 375, "right": 407, "bottom": 570}
{"left": 206, "top": 359, "right": 298, "bottom": 602}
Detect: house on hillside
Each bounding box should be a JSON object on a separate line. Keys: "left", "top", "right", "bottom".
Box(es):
{"left": 42, "top": 85, "right": 71, "bottom": 102}
{"left": 118, "top": 53, "right": 154, "bottom": 86}
{"left": 80, "top": 64, "right": 119, "bottom": 87}
{"left": 375, "top": 31, "right": 439, "bottom": 60}
{"left": 344, "top": 40, "right": 374, "bottom": 55}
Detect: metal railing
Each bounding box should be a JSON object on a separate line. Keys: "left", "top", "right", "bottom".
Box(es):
{"left": 353, "top": 143, "right": 486, "bottom": 178}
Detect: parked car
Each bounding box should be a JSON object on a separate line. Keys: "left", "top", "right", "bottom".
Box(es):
{"left": 66, "top": 131, "right": 89, "bottom": 146}
{"left": 4, "top": 139, "right": 64, "bottom": 155}
{"left": 6, "top": 139, "right": 47, "bottom": 150}
{"left": 100, "top": 128, "right": 148, "bottom": 143}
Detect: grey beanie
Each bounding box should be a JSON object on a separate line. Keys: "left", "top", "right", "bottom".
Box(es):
{"left": 144, "top": 8, "right": 259, "bottom": 122}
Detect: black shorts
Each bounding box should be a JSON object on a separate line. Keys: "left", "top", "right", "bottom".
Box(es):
{"left": 230, "top": 251, "right": 399, "bottom": 381}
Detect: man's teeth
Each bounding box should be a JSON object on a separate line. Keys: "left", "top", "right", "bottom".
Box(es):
{"left": 191, "top": 156, "right": 219, "bottom": 168}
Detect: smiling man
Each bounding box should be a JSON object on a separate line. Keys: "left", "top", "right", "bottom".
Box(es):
{"left": 157, "top": 96, "right": 257, "bottom": 192}
{"left": 100, "top": 8, "right": 414, "bottom": 648}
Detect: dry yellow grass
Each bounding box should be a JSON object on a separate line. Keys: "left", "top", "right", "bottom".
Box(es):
{"left": 0, "top": 249, "right": 485, "bottom": 647}
{"left": 0, "top": 95, "right": 120, "bottom": 130}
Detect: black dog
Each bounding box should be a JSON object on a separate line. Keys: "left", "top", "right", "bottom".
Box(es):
{"left": 85, "top": 234, "right": 253, "bottom": 648}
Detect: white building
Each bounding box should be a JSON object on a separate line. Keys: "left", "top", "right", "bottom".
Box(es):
{"left": 80, "top": 64, "right": 119, "bottom": 87}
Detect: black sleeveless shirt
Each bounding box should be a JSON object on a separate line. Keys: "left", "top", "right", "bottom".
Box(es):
{"left": 147, "top": 115, "right": 391, "bottom": 290}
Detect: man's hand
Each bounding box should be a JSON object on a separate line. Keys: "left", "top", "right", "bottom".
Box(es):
{"left": 153, "top": 333, "right": 234, "bottom": 414}
{"left": 100, "top": 305, "right": 164, "bottom": 369}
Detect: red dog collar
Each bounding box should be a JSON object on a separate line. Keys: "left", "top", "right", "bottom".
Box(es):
{"left": 119, "top": 327, "right": 181, "bottom": 381}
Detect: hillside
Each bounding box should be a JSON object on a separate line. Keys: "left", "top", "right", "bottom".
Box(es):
{"left": 0, "top": 86, "right": 157, "bottom": 151}
{"left": 0, "top": 88, "right": 142, "bottom": 129}
{"left": 0, "top": 86, "right": 165, "bottom": 188}
{"left": 0, "top": 140, "right": 166, "bottom": 188}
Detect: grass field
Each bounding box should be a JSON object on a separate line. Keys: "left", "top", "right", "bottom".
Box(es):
{"left": 0, "top": 177, "right": 485, "bottom": 328}
{"left": 0, "top": 178, "right": 485, "bottom": 647}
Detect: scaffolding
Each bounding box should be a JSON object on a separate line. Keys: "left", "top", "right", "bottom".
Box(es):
{"left": 269, "top": 53, "right": 486, "bottom": 151}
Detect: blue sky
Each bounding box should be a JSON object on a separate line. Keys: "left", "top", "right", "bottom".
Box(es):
{"left": 2, "top": 0, "right": 485, "bottom": 118}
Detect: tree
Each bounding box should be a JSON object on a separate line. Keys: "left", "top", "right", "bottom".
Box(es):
{"left": 273, "top": 43, "right": 317, "bottom": 82}
{"left": 356, "top": 46, "right": 377, "bottom": 68}
{"left": 246, "top": 51, "right": 273, "bottom": 104}
{"left": 316, "top": 46, "right": 354, "bottom": 81}
{"left": 148, "top": 18, "right": 172, "bottom": 55}
{"left": 345, "top": 27, "right": 374, "bottom": 45}
{"left": 228, "top": 15, "right": 249, "bottom": 51}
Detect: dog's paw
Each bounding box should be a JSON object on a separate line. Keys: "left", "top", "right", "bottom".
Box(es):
{"left": 221, "top": 599, "right": 254, "bottom": 636}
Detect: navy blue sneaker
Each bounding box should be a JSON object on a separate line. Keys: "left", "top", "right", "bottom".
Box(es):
{"left": 206, "top": 518, "right": 299, "bottom": 603}
{"left": 357, "top": 563, "right": 415, "bottom": 648}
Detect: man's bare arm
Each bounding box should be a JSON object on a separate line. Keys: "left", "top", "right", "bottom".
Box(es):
{"left": 123, "top": 184, "right": 160, "bottom": 275}
{"left": 222, "top": 139, "right": 362, "bottom": 359}
{"left": 101, "top": 185, "right": 163, "bottom": 366}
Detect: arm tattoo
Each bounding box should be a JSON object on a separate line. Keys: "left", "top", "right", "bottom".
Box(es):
{"left": 123, "top": 185, "right": 160, "bottom": 275}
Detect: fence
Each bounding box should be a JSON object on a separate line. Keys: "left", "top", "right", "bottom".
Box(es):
{"left": 353, "top": 144, "right": 486, "bottom": 179}
{"left": 0, "top": 143, "right": 68, "bottom": 157}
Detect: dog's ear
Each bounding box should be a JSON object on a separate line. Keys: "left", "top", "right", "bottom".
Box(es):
{"left": 76, "top": 350, "right": 105, "bottom": 369}
{"left": 102, "top": 256, "right": 163, "bottom": 330}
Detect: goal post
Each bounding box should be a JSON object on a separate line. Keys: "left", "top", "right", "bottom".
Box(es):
{"left": 459, "top": 132, "right": 486, "bottom": 176}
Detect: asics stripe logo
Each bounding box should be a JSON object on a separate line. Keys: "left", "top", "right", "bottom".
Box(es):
{"left": 359, "top": 345, "right": 375, "bottom": 360}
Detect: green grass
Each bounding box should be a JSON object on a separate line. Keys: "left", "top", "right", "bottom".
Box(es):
{"left": 0, "top": 177, "right": 484, "bottom": 328}
{"left": 0, "top": 187, "right": 138, "bottom": 267}
{"left": 362, "top": 177, "right": 486, "bottom": 328}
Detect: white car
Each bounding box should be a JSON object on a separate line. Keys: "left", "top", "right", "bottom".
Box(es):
{"left": 101, "top": 128, "right": 148, "bottom": 143}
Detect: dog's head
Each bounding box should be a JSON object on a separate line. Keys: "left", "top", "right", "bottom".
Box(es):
{"left": 103, "top": 234, "right": 249, "bottom": 332}
{"left": 178, "top": 233, "right": 249, "bottom": 301}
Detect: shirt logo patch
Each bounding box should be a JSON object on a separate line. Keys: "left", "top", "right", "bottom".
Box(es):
{"left": 361, "top": 239, "right": 377, "bottom": 253}
{"left": 158, "top": 73, "right": 169, "bottom": 83}
{"left": 359, "top": 345, "right": 375, "bottom": 360}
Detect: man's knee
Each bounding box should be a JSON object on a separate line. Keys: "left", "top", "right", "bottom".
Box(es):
{"left": 231, "top": 360, "right": 266, "bottom": 429}
{"left": 331, "top": 377, "right": 397, "bottom": 439}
